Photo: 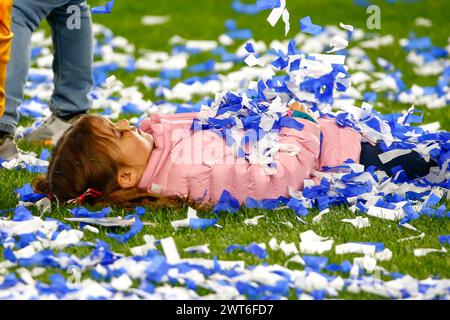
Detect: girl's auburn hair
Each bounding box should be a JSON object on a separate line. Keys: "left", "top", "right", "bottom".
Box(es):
{"left": 33, "top": 114, "right": 211, "bottom": 211}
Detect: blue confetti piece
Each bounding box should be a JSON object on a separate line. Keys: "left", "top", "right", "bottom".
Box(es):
{"left": 302, "top": 256, "right": 328, "bottom": 270}
{"left": 363, "top": 92, "right": 378, "bottom": 103}
{"left": 189, "top": 218, "right": 218, "bottom": 230}
{"left": 400, "top": 202, "right": 419, "bottom": 224}
{"left": 287, "top": 198, "right": 309, "bottom": 216}
{"left": 340, "top": 260, "right": 352, "bottom": 273}
{"left": 71, "top": 207, "right": 112, "bottom": 219}
{"left": 91, "top": 0, "right": 114, "bottom": 14}
{"left": 17, "top": 233, "right": 37, "bottom": 249}
{"left": 280, "top": 117, "right": 304, "bottom": 131}
{"left": 227, "top": 28, "right": 253, "bottom": 40}
{"left": 188, "top": 60, "right": 216, "bottom": 73}
{"left": 135, "top": 206, "right": 146, "bottom": 217}
{"left": 420, "top": 191, "right": 442, "bottom": 213}
{"left": 231, "top": 0, "right": 261, "bottom": 15}
{"left": 225, "top": 19, "right": 237, "bottom": 30}
{"left": 121, "top": 102, "right": 142, "bottom": 115}
{"left": 226, "top": 242, "right": 268, "bottom": 259}
{"left": 14, "top": 183, "right": 45, "bottom": 202}
{"left": 107, "top": 215, "right": 143, "bottom": 243}
{"left": 3, "top": 248, "right": 17, "bottom": 263}
{"left": 213, "top": 190, "right": 240, "bottom": 214}
{"left": 438, "top": 235, "right": 450, "bottom": 245}
{"left": 39, "top": 148, "right": 51, "bottom": 161}
{"left": 13, "top": 206, "right": 34, "bottom": 221}
{"left": 311, "top": 290, "right": 326, "bottom": 300}
{"left": 245, "top": 42, "right": 256, "bottom": 53}
{"left": 0, "top": 274, "right": 20, "bottom": 290}
{"left": 256, "top": 0, "right": 281, "bottom": 10}
{"left": 19, "top": 250, "right": 60, "bottom": 268}
{"left": 289, "top": 59, "right": 300, "bottom": 71}
{"left": 160, "top": 68, "right": 182, "bottom": 79}
{"left": 15, "top": 183, "right": 33, "bottom": 197}
{"left": 300, "top": 16, "right": 324, "bottom": 35}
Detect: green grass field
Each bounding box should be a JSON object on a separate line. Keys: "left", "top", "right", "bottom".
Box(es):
{"left": 0, "top": 0, "right": 449, "bottom": 299}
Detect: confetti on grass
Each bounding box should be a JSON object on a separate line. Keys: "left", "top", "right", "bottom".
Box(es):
{"left": 1, "top": 7, "right": 449, "bottom": 300}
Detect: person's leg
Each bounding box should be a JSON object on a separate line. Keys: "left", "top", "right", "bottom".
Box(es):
{"left": 46, "top": 0, "right": 93, "bottom": 119}
{"left": 0, "top": 0, "right": 68, "bottom": 136}
{"left": 22, "top": 0, "right": 93, "bottom": 144}
{"left": 360, "top": 142, "right": 437, "bottom": 179}
{"left": 0, "top": 0, "right": 13, "bottom": 120}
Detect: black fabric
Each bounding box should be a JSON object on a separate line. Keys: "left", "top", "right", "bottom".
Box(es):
{"left": 58, "top": 111, "right": 87, "bottom": 122}
{"left": 0, "top": 130, "right": 10, "bottom": 141}
{"left": 360, "top": 142, "right": 437, "bottom": 179}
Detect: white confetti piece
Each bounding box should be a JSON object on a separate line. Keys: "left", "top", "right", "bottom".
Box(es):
{"left": 312, "top": 209, "right": 329, "bottom": 223}
{"left": 398, "top": 232, "right": 426, "bottom": 242}
{"left": 244, "top": 53, "right": 265, "bottom": 67}
{"left": 300, "top": 230, "right": 329, "bottom": 242}
{"left": 111, "top": 274, "right": 133, "bottom": 291}
{"left": 170, "top": 207, "right": 198, "bottom": 229}
{"left": 266, "top": 0, "right": 286, "bottom": 27}
{"left": 414, "top": 247, "right": 447, "bottom": 257}
{"left": 375, "top": 248, "right": 393, "bottom": 261}
{"left": 327, "top": 35, "right": 349, "bottom": 53}
{"left": 50, "top": 230, "right": 84, "bottom": 250}
{"left": 299, "top": 230, "right": 333, "bottom": 254}
{"left": 367, "top": 206, "right": 405, "bottom": 221}
{"left": 282, "top": 8, "right": 290, "bottom": 36}
{"left": 130, "top": 235, "right": 156, "bottom": 256}
{"left": 65, "top": 217, "right": 154, "bottom": 228}
{"left": 179, "top": 258, "right": 245, "bottom": 270}
{"left": 414, "top": 17, "right": 432, "bottom": 27}
{"left": 353, "top": 256, "right": 377, "bottom": 273}
{"left": 244, "top": 215, "right": 265, "bottom": 226}
{"left": 280, "top": 221, "right": 293, "bottom": 228}
{"left": 35, "top": 197, "right": 51, "bottom": 215}
{"left": 105, "top": 75, "right": 116, "bottom": 88}
{"left": 335, "top": 243, "right": 377, "bottom": 256}
{"left": 284, "top": 254, "right": 305, "bottom": 267}
{"left": 378, "top": 149, "right": 412, "bottom": 164}
{"left": 300, "top": 240, "right": 334, "bottom": 254}
{"left": 160, "top": 237, "right": 181, "bottom": 264}
{"left": 341, "top": 217, "right": 371, "bottom": 229}
{"left": 83, "top": 225, "right": 99, "bottom": 234}
{"left": 141, "top": 15, "right": 170, "bottom": 26}
{"left": 268, "top": 237, "right": 279, "bottom": 250}
{"left": 399, "top": 223, "right": 420, "bottom": 232}
{"left": 279, "top": 241, "right": 298, "bottom": 256}
{"left": 339, "top": 22, "right": 354, "bottom": 32}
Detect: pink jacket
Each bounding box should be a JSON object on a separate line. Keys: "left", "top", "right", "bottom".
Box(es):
{"left": 138, "top": 112, "right": 361, "bottom": 204}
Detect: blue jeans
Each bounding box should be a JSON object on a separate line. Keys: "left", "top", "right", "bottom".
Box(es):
{"left": 0, "top": 0, "right": 93, "bottom": 134}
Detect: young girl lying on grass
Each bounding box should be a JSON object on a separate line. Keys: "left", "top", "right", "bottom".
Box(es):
{"left": 33, "top": 102, "right": 436, "bottom": 209}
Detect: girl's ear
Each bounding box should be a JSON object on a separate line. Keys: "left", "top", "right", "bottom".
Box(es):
{"left": 117, "top": 167, "right": 138, "bottom": 188}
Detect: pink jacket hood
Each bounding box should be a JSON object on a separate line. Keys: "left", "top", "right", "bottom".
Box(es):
{"left": 138, "top": 112, "right": 361, "bottom": 204}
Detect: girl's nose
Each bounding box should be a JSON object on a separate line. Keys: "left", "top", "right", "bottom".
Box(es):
{"left": 116, "top": 119, "right": 130, "bottom": 130}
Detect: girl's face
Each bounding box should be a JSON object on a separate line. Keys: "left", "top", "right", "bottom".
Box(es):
{"left": 92, "top": 117, "right": 154, "bottom": 186}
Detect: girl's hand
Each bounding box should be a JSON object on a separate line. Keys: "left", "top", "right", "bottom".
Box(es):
{"left": 288, "top": 102, "right": 318, "bottom": 122}
{"left": 288, "top": 102, "right": 307, "bottom": 113}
